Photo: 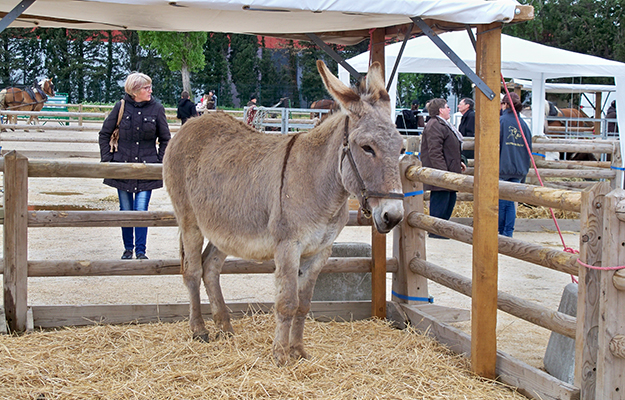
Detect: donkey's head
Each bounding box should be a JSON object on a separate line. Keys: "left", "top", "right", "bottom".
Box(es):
{"left": 317, "top": 60, "right": 404, "bottom": 234}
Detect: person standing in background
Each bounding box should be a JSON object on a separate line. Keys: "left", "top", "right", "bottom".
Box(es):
{"left": 420, "top": 98, "right": 466, "bottom": 239}
{"left": 99, "top": 72, "right": 170, "bottom": 259}
{"left": 458, "top": 97, "right": 475, "bottom": 160}
{"left": 177, "top": 90, "right": 198, "bottom": 125}
{"left": 499, "top": 92, "right": 532, "bottom": 237}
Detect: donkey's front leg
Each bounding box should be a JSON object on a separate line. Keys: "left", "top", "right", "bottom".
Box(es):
{"left": 289, "top": 247, "right": 332, "bottom": 359}
{"left": 273, "top": 241, "right": 301, "bottom": 365}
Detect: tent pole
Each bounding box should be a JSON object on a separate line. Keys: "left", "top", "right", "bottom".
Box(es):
{"left": 411, "top": 17, "right": 495, "bottom": 101}
{"left": 0, "top": 0, "right": 35, "bottom": 34}
{"left": 472, "top": 22, "right": 501, "bottom": 380}
{"left": 305, "top": 33, "right": 363, "bottom": 82}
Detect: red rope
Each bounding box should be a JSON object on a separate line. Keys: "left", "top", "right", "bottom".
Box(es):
{"left": 499, "top": 76, "right": 625, "bottom": 275}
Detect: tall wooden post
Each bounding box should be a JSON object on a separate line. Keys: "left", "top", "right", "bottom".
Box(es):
{"left": 595, "top": 190, "right": 625, "bottom": 399}
{"left": 575, "top": 182, "right": 611, "bottom": 400}
{"left": 471, "top": 23, "right": 501, "bottom": 379}
{"left": 370, "top": 27, "right": 387, "bottom": 318}
{"left": 594, "top": 92, "right": 602, "bottom": 136}
{"left": 393, "top": 138, "right": 428, "bottom": 305}
{"left": 3, "top": 151, "right": 29, "bottom": 332}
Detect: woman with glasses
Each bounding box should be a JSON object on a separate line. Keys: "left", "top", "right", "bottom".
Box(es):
{"left": 99, "top": 72, "right": 171, "bottom": 259}
{"left": 420, "top": 98, "right": 466, "bottom": 239}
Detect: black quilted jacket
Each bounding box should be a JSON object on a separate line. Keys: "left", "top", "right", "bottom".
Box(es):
{"left": 99, "top": 94, "right": 171, "bottom": 193}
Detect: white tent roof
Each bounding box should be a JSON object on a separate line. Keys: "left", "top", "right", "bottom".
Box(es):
{"left": 4, "top": 0, "right": 520, "bottom": 37}
{"left": 339, "top": 30, "right": 625, "bottom": 161}
{"left": 341, "top": 30, "right": 625, "bottom": 80}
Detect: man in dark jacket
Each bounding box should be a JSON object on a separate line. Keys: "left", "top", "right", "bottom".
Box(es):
{"left": 499, "top": 92, "right": 532, "bottom": 237}
{"left": 458, "top": 97, "right": 475, "bottom": 160}
{"left": 607, "top": 100, "right": 618, "bottom": 134}
{"left": 421, "top": 98, "right": 466, "bottom": 239}
{"left": 177, "top": 90, "right": 198, "bottom": 125}
{"left": 395, "top": 100, "right": 425, "bottom": 135}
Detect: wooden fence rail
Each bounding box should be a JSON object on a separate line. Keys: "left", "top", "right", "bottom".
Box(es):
{"left": 406, "top": 166, "right": 583, "bottom": 212}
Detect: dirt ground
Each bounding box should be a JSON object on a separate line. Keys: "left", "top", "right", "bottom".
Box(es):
{"left": 0, "top": 131, "right": 580, "bottom": 374}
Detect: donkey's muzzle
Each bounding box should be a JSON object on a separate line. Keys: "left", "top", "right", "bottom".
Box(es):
{"left": 372, "top": 199, "right": 404, "bottom": 234}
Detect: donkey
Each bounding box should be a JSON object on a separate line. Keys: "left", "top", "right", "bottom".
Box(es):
{"left": 163, "top": 61, "right": 405, "bottom": 365}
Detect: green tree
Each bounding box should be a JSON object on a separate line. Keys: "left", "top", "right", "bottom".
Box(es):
{"left": 138, "top": 31, "right": 207, "bottom": 94}
{"left": 259, "top": 37, "right": 289, "bottom": 107}
{"left": 193, "top": 32, "right": 232, "bottom": 107}
{"left": 229, "top": 34, "right": 259, "bottom": 106}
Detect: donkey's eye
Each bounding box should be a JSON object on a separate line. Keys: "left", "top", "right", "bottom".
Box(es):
{"left": 362, "top": 145, "right": 376, "bottom": 156}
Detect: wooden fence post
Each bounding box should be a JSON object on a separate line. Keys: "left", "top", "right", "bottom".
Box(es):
{"left": 392, "top": 137, "right": 428, "bottom": 305}
{"left": 595, "top": 189, "right": 625, "bottom": 399}
{"left": 610, "top": 143, "right": 622, "bottom": 189}
{"left": 3, "top": 151, "right": 29, "bottom": 332}
{"left": 575, "top": 181, "right": 611, "bottom": 399}
{"left": 370, "top": 26, "right": 387, "bottom": 319}
{"left": 472, "top": 22, "right": 502, "bottom": 379}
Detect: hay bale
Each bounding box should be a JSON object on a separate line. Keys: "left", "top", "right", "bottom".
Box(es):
{"left": 0, "top": 315, "right": 526, "bottom": 399}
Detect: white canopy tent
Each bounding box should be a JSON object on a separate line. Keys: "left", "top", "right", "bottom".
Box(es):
{"left": 3, "top": 0, "right": 520, "bottom": 44}
{"left": 339, "top": 30, "right": 625, "bottom": 164}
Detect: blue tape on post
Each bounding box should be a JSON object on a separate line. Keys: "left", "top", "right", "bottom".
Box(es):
{"left": 404, "top": 190, "right": 424, "bottom": 198}
{"left": 392, "top": 291, "right": 434, "bottom": 303}
{"left": 611, "top": 166, "right": 625, "bottom": 171}
{"left": 532, "top": 152, "right": 546, "bottom": 158}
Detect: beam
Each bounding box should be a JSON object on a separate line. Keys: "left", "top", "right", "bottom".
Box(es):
{"left": 472, "top": 22, "right": 502, "bottom": 379}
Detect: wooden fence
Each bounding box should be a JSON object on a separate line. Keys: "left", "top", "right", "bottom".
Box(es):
{"left": 1, "top": 130, "right": 624, "bottom": 399}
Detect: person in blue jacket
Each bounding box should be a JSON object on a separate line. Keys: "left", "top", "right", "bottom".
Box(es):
{"left": 499, "top": 92, "right": 532, "bottom": 237}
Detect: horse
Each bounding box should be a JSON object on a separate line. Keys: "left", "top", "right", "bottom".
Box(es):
{"left": 310, "top": 98, "right": 338, "bottom": 124}
{"left": 163, "top": 60, "right": 405, "bottom": 365}
{"left": 0, "top": 78, "right": 55, "bottom": 131}
{"left": 545, "top": 101, "right": 593, "bottom": 128}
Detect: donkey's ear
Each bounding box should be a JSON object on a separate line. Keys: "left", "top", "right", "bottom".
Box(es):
{"left": 365, "top": 62, "right": 391, "bottom": 104}
{"left": 317, "top": 60, "right": 360, "bottom": 111}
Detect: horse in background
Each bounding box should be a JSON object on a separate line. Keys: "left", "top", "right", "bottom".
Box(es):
{"left": 544, "top": 101, "right": 593, "bottom": 128}
{"left": 0, "top": 78, "right": 55, "bottom": 131}
{"left": 310, "top": 98, "right": 338, "bottom": 125}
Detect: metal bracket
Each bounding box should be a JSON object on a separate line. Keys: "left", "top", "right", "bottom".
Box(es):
{"left": 386, "top": 22, "right": 414, "bottom": 93}
{"left": 411, "top": 17, "right": 496, "bottom": 100}
{"left": 306, "top": 33, "right": 363, "bottom": 82}
{"left": 0, "top": 0, "right": 36, "bottom": 34}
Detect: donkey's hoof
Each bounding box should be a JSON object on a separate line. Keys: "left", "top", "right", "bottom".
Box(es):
{"left": 273, "top": 348, "right": 290, "bottom": 366}
{"left": 215, "top": 330, "right": 234, "bottom": 340}
{"left": 193, "top": 332, "right": 211, "bottom": 343}
{"left": 290, "top": 345, "right": 308, "bottom": 360}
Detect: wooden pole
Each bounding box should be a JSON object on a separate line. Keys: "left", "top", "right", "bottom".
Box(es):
{"left": 370, "top": 27, "right": 387, "bottom": 318}
{"left": 594, "top": 92, "right": 602, "bottom": 136}
{"left": 472, "top": 22, "right": 502, "bottom": 379}
{"left": 595, "top": 190, "right": 625, "bottom": 399}
{"left": 392, "top": 138, "right": 429, "bottom": 305}
{"left": 3, "top": 151, "right": 29, "bottom": 332}
{"left": 575, "top": 182, "right": 611, "bottom": 399}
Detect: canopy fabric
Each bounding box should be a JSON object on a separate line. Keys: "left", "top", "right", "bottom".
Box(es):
{"left": 4, "top": 0, "right": 519, "bottom": 38}
{"left": 339, "top": 30, "right": 625, "bottom": 165}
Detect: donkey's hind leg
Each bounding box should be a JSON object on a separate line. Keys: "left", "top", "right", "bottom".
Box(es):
{"left": 201, "top": 242, "right": 234, "bottom": 337}
{"left": 180, "top": 224, "right": 210, "bottom": 342}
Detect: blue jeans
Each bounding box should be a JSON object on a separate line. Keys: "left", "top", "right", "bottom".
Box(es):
{"left": 498, "top": 178, "right": 522, "bottom": 237}
{"left": 118, "top": 189, "right": 152, "bottom": 254}
{"left": 429, "top": 190, "right": 457, "bottom": 221}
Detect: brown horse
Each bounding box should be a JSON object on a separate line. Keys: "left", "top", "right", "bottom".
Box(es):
{"left": 0, "top": 78, "right": 55, "bottom": 131}
{"left": 163, "top": 61, "right": 404, "bottom": 365}
{"left": 310, "top": 98, "right": 338, "bottom": 124}
{"left": 548, "top": 106, "right": 594, "bottom": 128}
